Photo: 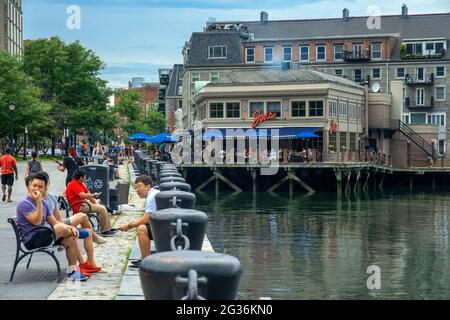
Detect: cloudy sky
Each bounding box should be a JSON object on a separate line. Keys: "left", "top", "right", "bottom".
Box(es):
{"left": 23, "top": 0, "right": 449, "bottom": 88}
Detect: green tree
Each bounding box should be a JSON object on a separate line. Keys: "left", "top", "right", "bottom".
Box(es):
{"left": 23, "top": 37, "right": 116, "bottom": 144}
{"left": 0, "top": 51, "right": 51, "bottom": 152}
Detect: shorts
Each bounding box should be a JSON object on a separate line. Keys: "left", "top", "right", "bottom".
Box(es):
{"left": 146, "top": 224, "right": 153, "bottom": 240}
{"left": 1, "top": 174, "right": 14, "bottom": 187}
{"left": 24, "top": 227, "right": 63, "bottom": 250}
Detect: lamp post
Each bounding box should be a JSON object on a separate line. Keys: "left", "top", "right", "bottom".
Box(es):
{"left": 23, "top": 126, "right": 28, "bottom": 160}
{"left": 8, "top": 102, "right": 16, "bottom": 152}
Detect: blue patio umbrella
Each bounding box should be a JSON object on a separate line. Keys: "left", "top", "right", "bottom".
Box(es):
{"left": 151, "top": 132, "right": 177, "bottom": 144}
{"left": 296, "top": 132, "right": 320, "bottom": 139}
{"left": 128, "top": 132, "right": 152, "bottom": 141}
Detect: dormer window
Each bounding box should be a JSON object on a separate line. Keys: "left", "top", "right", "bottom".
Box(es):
{"left": 208, "top": 46, "right": 227, "bottom": 59}
{"left": 245, "top": 47, "right": 255, "bottom": 63}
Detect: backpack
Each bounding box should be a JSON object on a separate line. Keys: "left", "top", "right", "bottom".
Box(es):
{"left": 29, "top": 160, "right": 42, "bottom": 173}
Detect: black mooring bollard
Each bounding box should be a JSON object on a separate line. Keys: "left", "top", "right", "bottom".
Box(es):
{"left": 139, "top": 251, "right": 242, "bottom": 300}
{"left": 150, "top": 208, "right": 208, "bottom": 252}
{"left": 159, "top": 182, "right": 191, "bottom": 192}
{"left": 160, "top": 172, "right": 182, "bottom": 179}
{"left": 155, "top": 191, "right": 196, "bottom": 210}
{"left": 159, "top": 177, "right": 186, "bottom": 184}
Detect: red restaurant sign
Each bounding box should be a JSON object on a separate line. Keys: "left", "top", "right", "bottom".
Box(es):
{"left": 252, "top": 110, "right": 277, "bottom": 129}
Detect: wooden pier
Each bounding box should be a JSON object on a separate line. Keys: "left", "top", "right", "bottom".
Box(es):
{"left": 177, "top": 162, "right": 450, "bottom": 194}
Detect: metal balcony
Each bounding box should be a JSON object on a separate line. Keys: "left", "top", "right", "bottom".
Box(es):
{"left": 405, "top": 96, "right": 434, "bottom": 108}
{"left": 405, "top": 73, "right": 434, "bottom": 86}
{"left": 343, "top": 48, "right": 371, "bottom": 62}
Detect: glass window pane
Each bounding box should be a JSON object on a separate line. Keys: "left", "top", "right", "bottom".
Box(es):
{"left": 267, "top": 102, "right": 281, "bottom": 117}
{"left": 250, "top": 102, "right": 264, "bottom": 117}
{"left": 292, "top": 101, "right": 306, "bottom": 117}
{"left": 309, "top": 101, "right": 324, "bottom": 117}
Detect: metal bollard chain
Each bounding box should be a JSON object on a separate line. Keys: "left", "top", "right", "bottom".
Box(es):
{"left": 170, "top": 218, "right": 190, "bottom": 251}
{"left": 176, "top": 269, "right": 207, "bottom": 300}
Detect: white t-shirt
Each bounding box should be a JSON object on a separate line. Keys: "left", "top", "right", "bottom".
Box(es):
{"left": 145, "top": 188, "right": 160, "bottom": 214}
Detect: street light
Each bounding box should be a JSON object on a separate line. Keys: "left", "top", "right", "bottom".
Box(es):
{"left": 8, "top": 102, "right": 16, "bottom": 152}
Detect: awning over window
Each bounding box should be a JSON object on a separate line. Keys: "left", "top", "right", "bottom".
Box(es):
{"left": 203, "top": 127, "right": 322, "bottom": 139}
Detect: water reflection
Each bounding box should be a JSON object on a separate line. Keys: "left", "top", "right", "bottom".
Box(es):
{"left": 196, "top": 190, "right": 450, "bottom": 299}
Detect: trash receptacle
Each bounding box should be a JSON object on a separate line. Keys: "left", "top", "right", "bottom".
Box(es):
{"left": 117, "top": 181, "right": 130, "bottom": 205}
{"left": 81, "top": 164, "right": 110, "bottom": 208}
{"left": 109, "top": 187, "right": 118, "bottom": 211}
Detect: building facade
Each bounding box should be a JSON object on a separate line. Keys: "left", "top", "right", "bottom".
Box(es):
{"left": 0, "top": 0, "right": 23, "bottom": 56}
{"left": 181, "top": 5, "right": 449, "bottom": 157}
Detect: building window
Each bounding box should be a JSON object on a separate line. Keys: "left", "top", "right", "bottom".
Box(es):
{"left": 397, "top": 68, "right": 405, "bottom": 78}
{"left": 340, "top": 132, "right": 347, "bottom": 151}
{"left": 354, "top": 69, "right": 362, "bottom": 82}
{"left": 436, "top": 66, "right": 445, "bottom": 77}
{"left": 309, "top": 101, "right": 324, "bottom": 117}
{"left": 264, "top": 47, "right": 273, "bottom": 62}
{"left": 436, "top": 87, "right": 446, "bottom": 101}
{"left": 210, "top": 103, "right": 224, "bottom": 118}
{"left": 439, "top": 140, "right": 445, "bottom": 155}
{"left": 335, "top": 69, "right": 343, "bottom": 77}
{"left": 192, "top": 73, "right": 200, "bottom": 82}
{"left": 403, "top": 114, "right": 410, "bottom": 124}
{"left": 334, "top": 44, "right": 344, "bottom": 60}
{"left": 209, "top": 72, "right": 219, "bottom": 81}
{"left": 208, "top": 46, "right": 227, "bottom": 59}
{"left": 283, "top": 47, "right": 292, "bottom": 62}
{"left": 267, "top": 101, "right": 281, "bottom": 117}
{"left": 329, "top": 101, "right": 337, "bottom": 117}
{"left": 316, "top": 45, "right": 326, "bottom": 61}
{"left": 417, "top": 67, "right": 424, "bottom": 81}
{"left": 339, "top": 102, "right": 348, "bottom": 119}
{"left": 372, "top": 68, "right": 381, "bottom": 79}
{"left": 416, "top": 88, "right": 425, "bottom": 106}
{"left": 245, "top": 47, "right": 255, "bottom": 63}
{"left": 291, "top": 101, "right": 306, "bottom": 117}
{"left": 226, "top": 103, "right": 240, "bottom": 118}
{"left": 371, "top": 43, "right": 382, "bottom": 59}
{"left": 300, "top": 45, "right": 309, "bottom": 61}
{"left": 249, "top": 102, "right": 264, "bottom": 117}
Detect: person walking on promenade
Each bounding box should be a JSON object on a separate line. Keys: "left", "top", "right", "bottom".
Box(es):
{"left": 118, "top": 175, "right": 160, "bottom": 268}
{"left": 0, "top": 148, "right": 19, "bottom": 202}
{"left": 57, "top": 147, "right": 85, "bottom": 186}
{"left": 25, "top": 150, "right": 43, "bottom": 179}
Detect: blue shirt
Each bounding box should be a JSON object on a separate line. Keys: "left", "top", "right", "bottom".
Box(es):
{"left": 16, "top": 196, "right": 53, "bottom": 243}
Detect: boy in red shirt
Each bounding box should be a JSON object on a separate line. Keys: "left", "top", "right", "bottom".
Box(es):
{"left": 0, "top": 148, "right": 19, "bottom": 202}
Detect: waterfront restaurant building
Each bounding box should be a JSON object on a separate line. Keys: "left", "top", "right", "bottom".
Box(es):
{"left": 193, "top": 69, "right": 366, "bottom": 161}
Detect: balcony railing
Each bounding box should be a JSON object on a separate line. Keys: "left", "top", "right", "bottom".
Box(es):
{"left": 405, "top": 96, "right": 434, "bottom": 108}
{"left": 405, "top": 73, "right": 434, "bottom": 86}
{"left": 343, "top": 48, "right": 371, "bottom": 62}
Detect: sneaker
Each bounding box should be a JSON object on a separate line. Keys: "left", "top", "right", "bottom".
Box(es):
{"left": 2, "top": 194, "right": 6, "bottom": 202}
{"left": 67, "top": 270, "right": 88, "bottom": 281}
{"left": 79, "top": 269, "right": 92, "bottom": 278}
{"left": 101, "top": 230, "right": 117, "bottom": 237}
{"left": 93, "top": 235, "right": 106, "bottom": 244}
{"left": 80, "top": 262, "right": 102, "bottom": 273}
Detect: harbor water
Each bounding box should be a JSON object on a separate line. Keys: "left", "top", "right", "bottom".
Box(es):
{"left": 196, "top": 189, "right": 450, "bottom": 299}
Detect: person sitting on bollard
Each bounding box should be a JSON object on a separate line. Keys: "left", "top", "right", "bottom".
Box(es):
{"left": 65, "top": 170, "right": 118, "bottom": 237}
{"left": 17, "top": 173, "right": 89, "bottom": 281}
{"left": 119, "top": 175, "right": 160, "bottom": 268}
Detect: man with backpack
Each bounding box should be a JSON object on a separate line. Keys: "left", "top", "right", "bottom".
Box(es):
{"left": 25, "top": 150, "right": 43, "bottom": 178}
{"left": 57, "top": 147, "right": 85, "bottom": 186}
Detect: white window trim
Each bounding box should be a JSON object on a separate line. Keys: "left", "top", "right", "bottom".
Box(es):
{"left": 371, "top": 43, "right": 382, "bottom": 60}
{"left": 334, "top": 44, "right": 344, "bottom": 61}
{"left": 307, "top": 100, "right": 325, "bottom": 118}
{"left": 338, "top": 101, "right": 348, "bottom": 120}
{"left": 290, "top": 99, "right": 308, "bottom": 118}
{"left": 264, "top": 47, "right": 274, "bottom": 63}
{"left": 316, "top": 45, "right": 326, "bottom": 61}
{"left": 436, "top": 66, "right": 446, "bottom": 78}
{"left": 416, "top": 67, "right": 425, "bottom": 80}
{"left": 328, "top": 100, "right": 338, "bottom": 118}
{"left": 191, "top": 72, "right": 200, "bottom": 83}
{"left": 435, "top": 86, "right": 446, "bottom": 102}
{"left": 225, "top": 102, "right": 242, "bottom": 119}
{"left": 283, "top": 46, "right": 292, "bottom": 62}
{"left": 299, "top": 45, "right": 309, "bottom": 62}
{"left": 208, "top": 101, "right": 225, "bottom": 119}
{"left": 372, "top": 68, "right": 381, "bottom": 80}
{"left": 248, "top": 101, "right": 265, "bottom": 119}
{"left": 416, "top": 88, "right": 425, "bottom": 106}
{"left": 266, "top": 100, "right": 283, "bottom": 117}
{"left": 245, "top": 47, "right": 255, "bottom": 64}
{"left": 207, "top": 46, "right": 227, "bottom": 59}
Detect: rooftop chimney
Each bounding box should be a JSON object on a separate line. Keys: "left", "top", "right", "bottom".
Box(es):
{"left": 343, "top": 8, "right": 350, "bottom": 21}
{"left": 402, "top": 4, "right": 408, "bottom": 18}
{"left": 260, "top": 11, "right": 268, "bottom": 24}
